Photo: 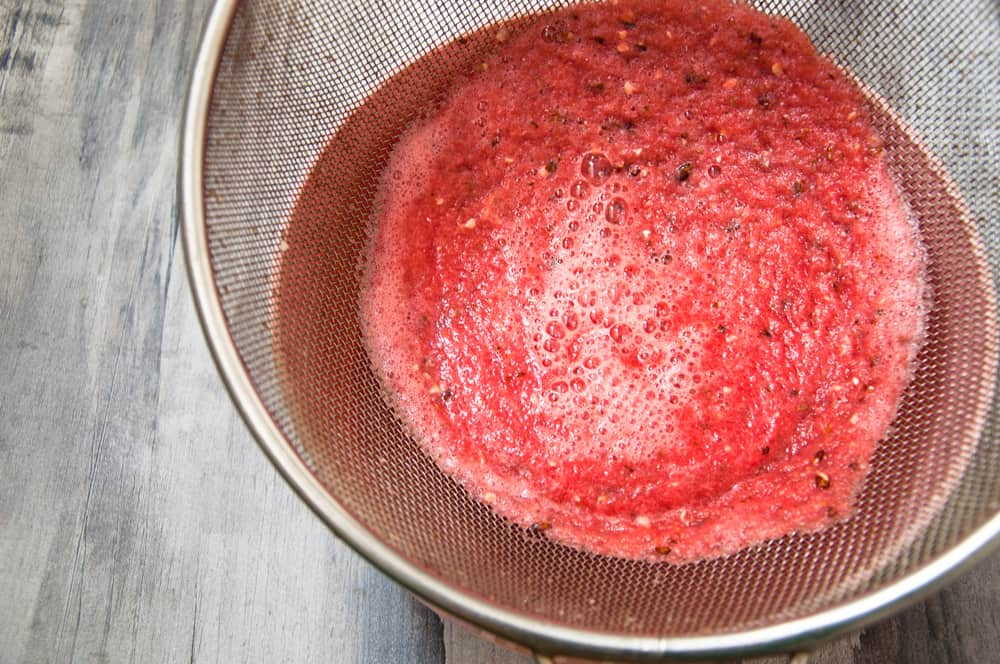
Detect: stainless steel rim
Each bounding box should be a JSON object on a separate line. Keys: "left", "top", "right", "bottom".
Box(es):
{"left": 178, "top": 0, "right": 1000, "bottom": 659}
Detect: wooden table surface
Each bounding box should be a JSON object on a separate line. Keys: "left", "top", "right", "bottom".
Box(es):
{"left": 1, "top": 1, "right": 998, "bottom": 662}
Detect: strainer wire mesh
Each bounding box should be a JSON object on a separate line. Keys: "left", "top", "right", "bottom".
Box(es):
{"left": 188, "top": 0, "right": 1000, "bottom": 655}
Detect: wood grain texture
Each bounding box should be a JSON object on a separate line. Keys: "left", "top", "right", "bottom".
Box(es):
{"left": 0, "top": 1, "right": 445, "bottom": 662}
{"left": 444, "top": 621, "right": 535, "bottom": 664}
{"left": 0, "top": 1, "right": 997, "bottom": 663}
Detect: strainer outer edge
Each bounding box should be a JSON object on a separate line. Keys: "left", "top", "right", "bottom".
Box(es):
{"left": 178, "top": 0, "right": 1000, "bottom": 660}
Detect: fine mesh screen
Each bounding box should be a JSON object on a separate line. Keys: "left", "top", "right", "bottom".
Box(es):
{"left": 198, "top": 0, "right": 1000, "bottom": 646}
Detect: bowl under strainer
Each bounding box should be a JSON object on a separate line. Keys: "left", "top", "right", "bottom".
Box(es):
{"left": 180, "top": 1, "right": 1000, "bottom": 660}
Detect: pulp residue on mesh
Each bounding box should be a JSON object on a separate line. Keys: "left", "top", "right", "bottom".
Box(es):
{"left": 358, "top": 0, "right": 927, "bottom": 562}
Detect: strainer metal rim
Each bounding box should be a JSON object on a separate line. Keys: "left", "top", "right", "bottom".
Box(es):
{"left": 179, "top": 0, "right": 1000, "bottom": 659}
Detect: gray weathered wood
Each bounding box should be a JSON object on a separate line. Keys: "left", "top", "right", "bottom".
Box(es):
{"left": 445, "top": 621, "right": 534, "bottom": 663}
{"left": 0, "top": 1, "right": 444, "bottom": 663}
{"left": 0, "top": 1, "right": 997, "bottom": 663}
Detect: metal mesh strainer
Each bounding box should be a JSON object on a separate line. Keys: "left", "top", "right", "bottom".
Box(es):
{"left": 180, "top": 1, "right": 1000, "bottom": 660}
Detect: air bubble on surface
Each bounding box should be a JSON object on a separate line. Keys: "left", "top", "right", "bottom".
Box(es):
{"left": 580, "top": 152, "right": 613, "bottom": 180}
{"left": 606, "top": 197, "right": 627, "bottom": 224}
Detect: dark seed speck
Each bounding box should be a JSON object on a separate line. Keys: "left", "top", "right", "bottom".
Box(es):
{"left": 676, "top": 162, "right": 693, "bottom": 182}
